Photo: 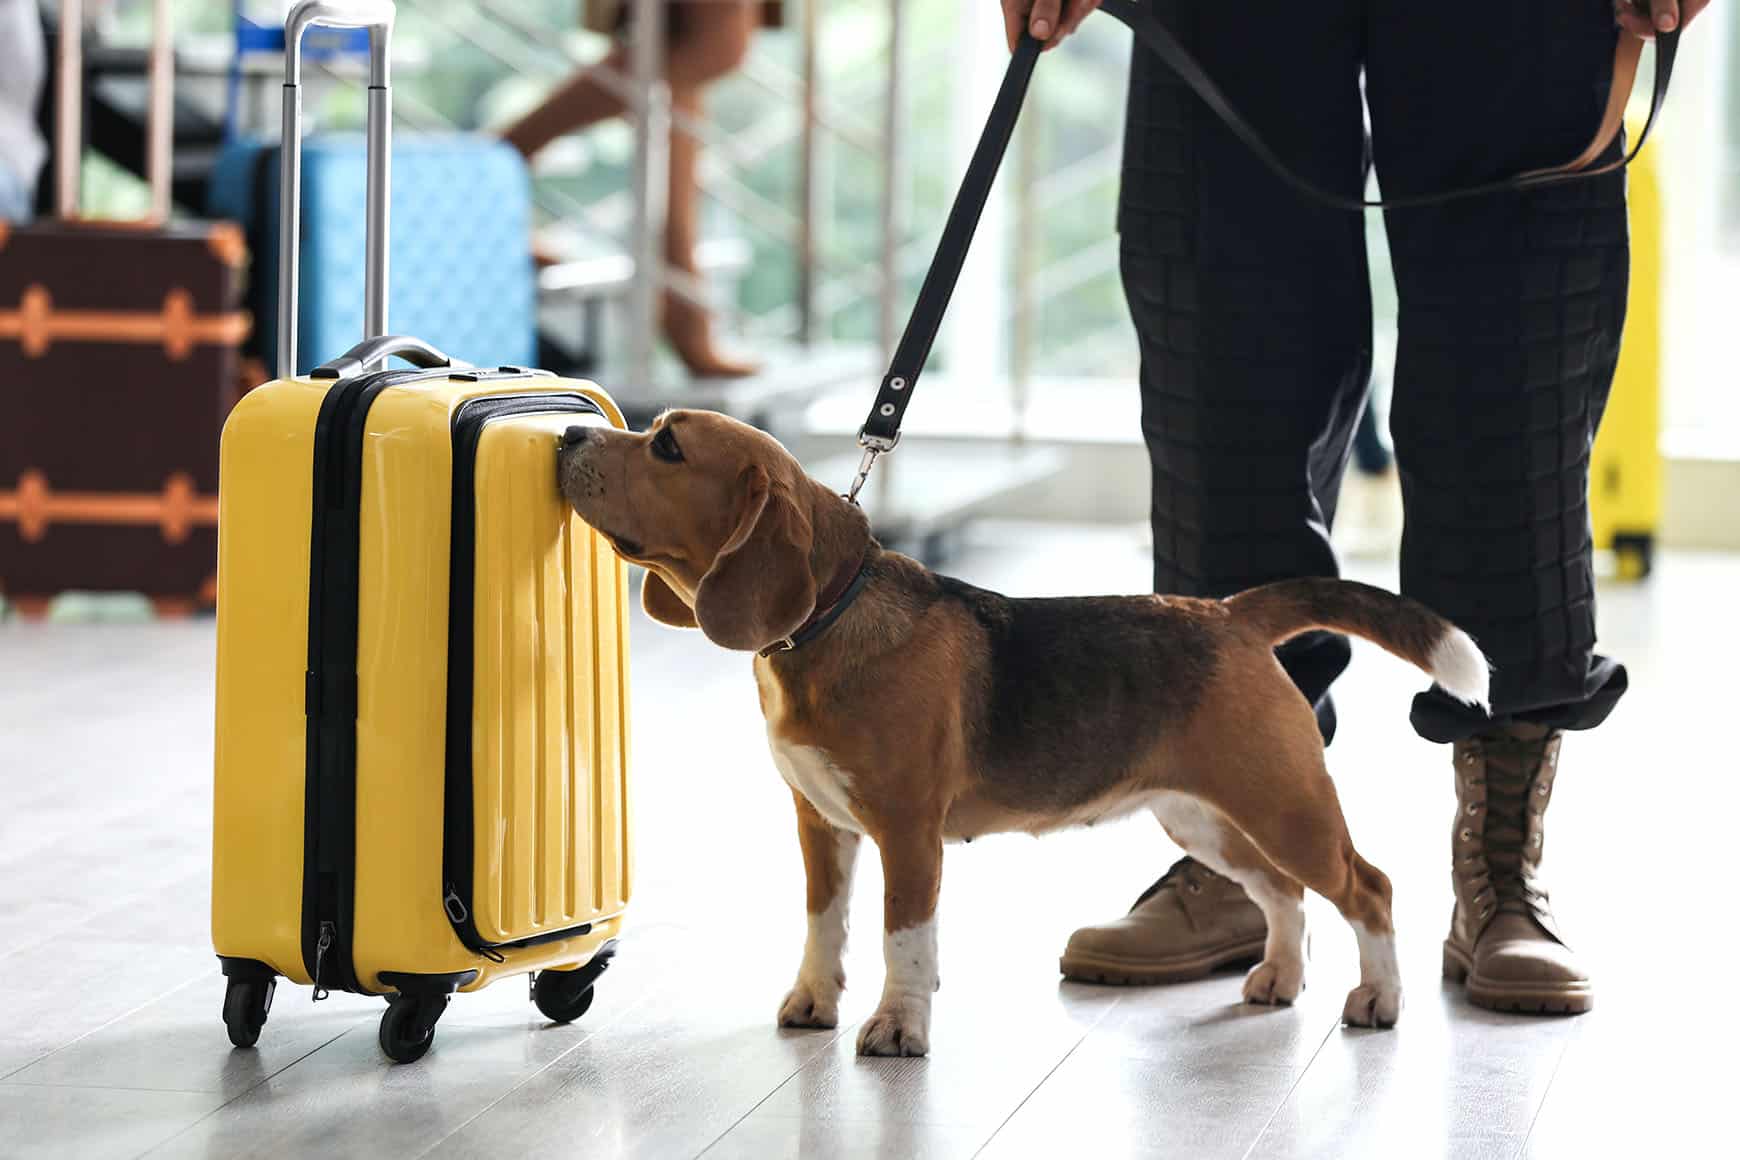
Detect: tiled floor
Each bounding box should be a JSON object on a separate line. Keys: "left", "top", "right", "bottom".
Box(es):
{"left": 0, "top": 523, "right": 1730, "bottom": 1159}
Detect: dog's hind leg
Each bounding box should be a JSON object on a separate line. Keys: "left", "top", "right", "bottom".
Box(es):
{"left": 1178, "top": 661, "right": 1405, "bottom": 1028}
{"left": 1220, "top": 785, "right": 1401, "bottom": 1028}
{"left": 779, "top": 791, "right": 861, "bottom": 1029}
{"left": 1150, "top": 792, "right": 1309, "bottom": 1005}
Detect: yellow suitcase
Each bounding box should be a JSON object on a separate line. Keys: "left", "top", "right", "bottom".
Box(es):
{"left": 211, "top": 2, "right": 630, "bottom": 1063}
{"left": 1590, "top": 114, "right": 1662, "bottom": 580}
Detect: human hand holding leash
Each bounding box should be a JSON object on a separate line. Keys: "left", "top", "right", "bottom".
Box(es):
{"left": 1617, "top": 0, "right": 1712, "bottom": 38}
{"left": 1001, "top": 0, "right": 1100, "bottom": 52}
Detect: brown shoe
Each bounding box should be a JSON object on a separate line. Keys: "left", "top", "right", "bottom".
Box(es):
{"left": 1061, "top": 857, "right": 1267, "bottom": 985}
{"left": 1442, "top": 724, "right": 1593, "bottom": 1015}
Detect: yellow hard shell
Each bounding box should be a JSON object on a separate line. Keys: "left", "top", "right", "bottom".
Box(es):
{"left": 1589, "top": 116, "right": 1661, "bottom": 574}
{"left": 211, "top": 379, "right": 327, "bottom": 984}
{"left": 213, "top": 372, "right": 630, "bottom": 993}
{"left": 468, "top": 415, "right": 631, "bottom": 947}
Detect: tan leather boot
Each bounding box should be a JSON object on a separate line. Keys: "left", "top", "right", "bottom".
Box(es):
{"left": 1442, "top": 724, "right": 1593, "bottom": 1014}
{"left": 1061, "top": 857, "right": 1266, "bottom": 984}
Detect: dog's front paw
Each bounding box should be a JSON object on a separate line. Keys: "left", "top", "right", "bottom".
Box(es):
{"left": 1342, "top": 982, "right": 1402, "bottom": 1029}
{"left": 1242, "top": 958, "right": 1305, "bottom": 1007}
{"left": 855, "top": 998, "right": 929, "bottom": 1057}
{"left": 778, "top": 978, "right": 841, "bottom": 1029}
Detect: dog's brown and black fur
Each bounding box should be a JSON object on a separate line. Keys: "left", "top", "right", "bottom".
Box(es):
{"left": 558, "top": 411, "right": 1491, "bottom": 1056}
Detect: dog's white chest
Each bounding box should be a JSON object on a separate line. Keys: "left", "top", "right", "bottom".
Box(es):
{"left": 769, "top": 740, "right": 864, "bottom": 834}
{"left": 756, "top": 659, "right": 863, "bottom": 833}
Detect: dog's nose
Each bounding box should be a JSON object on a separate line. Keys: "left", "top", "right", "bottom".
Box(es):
{"left": 561, "top": 426, "right": 589, "bottom": 449}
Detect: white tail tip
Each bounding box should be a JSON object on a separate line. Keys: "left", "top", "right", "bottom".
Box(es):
{"left": 1429, "top": 629, "right": 1491, "bottom": 710}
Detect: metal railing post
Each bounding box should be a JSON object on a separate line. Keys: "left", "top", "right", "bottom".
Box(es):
{"left": 874, "top": 0, "right": 907, "bottom": 511}
{"left": 628, "top": 0, "right": 669, "bottom": 392}
{"left": 797, "top": 0, "right": 821, "bottom": 346}
{"left": 878, "top": 0, "right": 906, "bottom": 366}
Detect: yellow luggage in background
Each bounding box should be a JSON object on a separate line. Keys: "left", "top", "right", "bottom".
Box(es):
{"left": 1590, "top": 114, "right": 1663, "bottom": 580}
{"left": 211, "top": 1, "right": 630, "bottom": 1064}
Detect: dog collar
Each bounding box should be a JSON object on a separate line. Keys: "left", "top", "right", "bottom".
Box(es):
{"left": 759, "top": 555, "right": 872, "bottom": 658}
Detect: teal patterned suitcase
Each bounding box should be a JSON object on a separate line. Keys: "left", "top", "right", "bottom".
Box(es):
{"left": 208, "top": 135, "right": 536, "bottom": 374}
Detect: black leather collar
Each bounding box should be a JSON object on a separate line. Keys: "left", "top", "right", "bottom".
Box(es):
{"left": 758, "top": 557, "right": 873, "bottom": 658}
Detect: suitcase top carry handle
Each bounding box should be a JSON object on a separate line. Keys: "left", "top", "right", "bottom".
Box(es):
{"left": 55, "top": 0, "right": 174, "bottom": 223}
{"left": 278, "top": 0, "right": 397, "bottom": 379}
{"left": 311, "top": 334, "right": 465, "bottom": 380}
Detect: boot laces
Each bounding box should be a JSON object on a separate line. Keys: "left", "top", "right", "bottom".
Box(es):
{"left": 1130, "top": 857, "right": 1227, "bottom": 928}
{"left": 1467, "top": 732, "right": 1556, "bottom": 923}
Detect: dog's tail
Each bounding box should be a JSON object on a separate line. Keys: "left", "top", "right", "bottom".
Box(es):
{"left": 1224, "top": 578, "right": 1490, "bottom": 709}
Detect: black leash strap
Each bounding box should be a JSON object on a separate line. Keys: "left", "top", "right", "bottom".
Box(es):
{"left": 858, "top": 32, "right": 1043, "bottom": 452}
{"left": 855, "top": 1, "right": 1677, "bottom": 461}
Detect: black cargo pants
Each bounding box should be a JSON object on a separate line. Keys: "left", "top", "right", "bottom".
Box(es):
{"left": 1121, "top": 0, "right": 1631, "bottom": 743}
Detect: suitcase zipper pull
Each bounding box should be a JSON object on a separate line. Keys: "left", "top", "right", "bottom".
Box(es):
{"left": 312, "top": 921, "right": 335, "bottom": 1001}
{"left": 444, "top": 885, "right": 503, "bottom": 961}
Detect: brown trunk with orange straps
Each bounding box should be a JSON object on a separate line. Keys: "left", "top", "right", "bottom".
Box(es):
{"left": 0, "top": 0, "right": 249, "bottom": 606}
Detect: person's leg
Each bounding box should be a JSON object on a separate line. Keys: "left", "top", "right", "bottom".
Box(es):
{"left": 1125, "top": 0, "right": 1370, "bottom": 741}
{"left": 662, "top": 85, "right": 758, "bottom": 377}
{"left": 502, "top": 2, "right": 759, "bottom": 159}
{"left": 500, "top": 46, "right": 631, "bottom": 161}
{"left": 1061, "top": 0, "right": 1369, "bottom": 985}
{"left": 660, "top": 1, "right": 761, "bottom": 377}
{"left": 1368, "top": 0, "right": 1627, "bottom": 1014}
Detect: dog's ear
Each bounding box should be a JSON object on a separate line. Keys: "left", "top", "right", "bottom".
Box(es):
{"left": 640, "top": 571, "right": 698, "bottom": 629}
{"left": 693, "top": 464, "right": 816, "bottom": 651}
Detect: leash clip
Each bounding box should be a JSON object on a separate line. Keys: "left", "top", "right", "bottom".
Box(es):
{"left": 846, "top": 429, "right": 900, "bottom": 505}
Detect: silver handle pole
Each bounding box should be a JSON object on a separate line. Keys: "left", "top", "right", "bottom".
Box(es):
{"left": 278, "top": 78, "right": 302, "bottom": 379}
{"left": 365, "top": 81, "right": 391, "bottom": 346}
{"left": 278, "top": 1, "right": 396, "bottom": 379}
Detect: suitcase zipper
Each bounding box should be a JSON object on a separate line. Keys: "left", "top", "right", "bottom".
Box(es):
{"left": 312, "top": 921, "right": 336, "bottom": 1000}
{"left": 442, "top": 393, "right": 607, "bottom": 956}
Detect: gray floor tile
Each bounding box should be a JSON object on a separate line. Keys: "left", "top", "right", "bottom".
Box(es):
{"left": 701, "top": 1114, "right": 988, "bottom": 1160}
{"left": 0, "top": 1084, "right": 227, "bottom": 1160}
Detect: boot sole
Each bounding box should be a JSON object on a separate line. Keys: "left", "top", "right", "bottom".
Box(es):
{"left": 1442, "top": 941, "right": 1594, "bottom": 1016}
{"left": 1060, "top": 937, "right": 1267, "bottom": 986}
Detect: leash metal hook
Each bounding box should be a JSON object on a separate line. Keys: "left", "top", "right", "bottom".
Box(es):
{"left": 845, "top": 430, "right": 899, "bottom": 505}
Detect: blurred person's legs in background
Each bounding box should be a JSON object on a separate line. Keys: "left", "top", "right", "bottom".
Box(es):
{"left": 1064, "top": 0, "right": 1622, "bottom": 1014}
{"left": 502, "top": 0, "right": 766, "bottom": 378}
{"left": 1335, "top": 381, "right": 1404, "bottom": 559}
{"left": 0, "top": 164, "right": 31, "bottom": 221}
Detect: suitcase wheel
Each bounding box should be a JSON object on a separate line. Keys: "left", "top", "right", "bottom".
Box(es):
{"left": 532, "top": 940, "right": 617, "bottom": 1025}
{"left": 378, "top": 993, "right": 449, "bottom": 1064}
{"left": 1613, "top": 532, "right": 1655, "bottom": 581}
{"left": 222, "top": 976, "right": 276, "bottom": 1049}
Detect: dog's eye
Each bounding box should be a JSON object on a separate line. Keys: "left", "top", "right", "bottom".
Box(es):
{"left": 650, "top": 425, "right": 684, "bottom": 464}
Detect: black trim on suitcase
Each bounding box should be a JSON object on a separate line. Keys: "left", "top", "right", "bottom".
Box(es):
{"left": 442, "top": 392, "right": 606, "bottom": 956}
{"left": 301, "top": 366, "right": 581, "bottom": 996}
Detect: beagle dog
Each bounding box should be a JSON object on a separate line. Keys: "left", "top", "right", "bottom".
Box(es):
{"left": 557, "top": 411, "right": 1490, "bottom": 1057}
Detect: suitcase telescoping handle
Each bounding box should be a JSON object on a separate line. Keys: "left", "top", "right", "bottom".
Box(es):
{"left": 278, "top": 1, "right": 397, "bottom": 379}
{"left": 55, "top": 0, "right": 174, "bottom": 222}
